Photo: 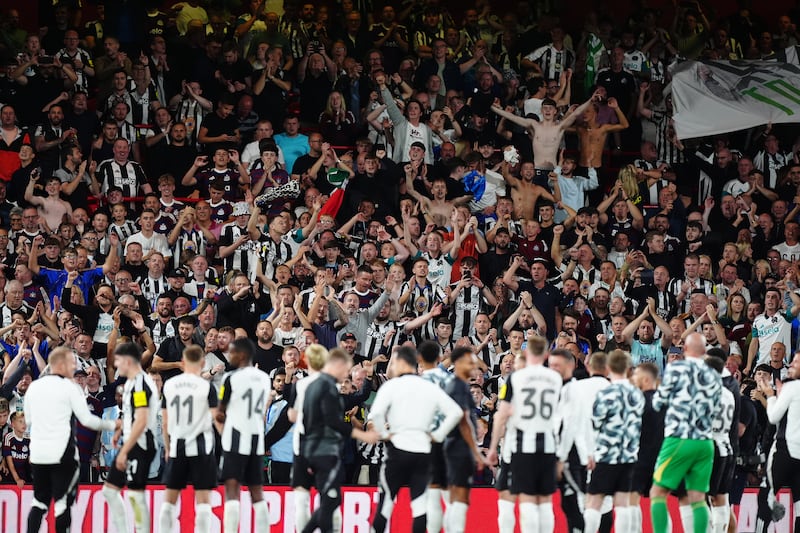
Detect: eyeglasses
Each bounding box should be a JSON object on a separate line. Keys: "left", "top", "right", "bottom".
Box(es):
{"left": 82, "top": 236, "right": 98, "bottom": 241}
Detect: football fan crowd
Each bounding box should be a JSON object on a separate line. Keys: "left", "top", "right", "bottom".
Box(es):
{"left": 1, "top": 0, "right": 800, "bottom": 532}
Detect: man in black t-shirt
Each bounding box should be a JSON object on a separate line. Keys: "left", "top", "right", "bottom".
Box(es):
{"left": 197, "top": 95, "right": 240, "bottom": 154}
{"left": 254, "top": 320, "right": 284, "bottom": 374}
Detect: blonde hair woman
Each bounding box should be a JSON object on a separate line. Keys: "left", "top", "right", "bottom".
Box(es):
{"left": 319, "top": 91, "right": 357, "bottom": 146}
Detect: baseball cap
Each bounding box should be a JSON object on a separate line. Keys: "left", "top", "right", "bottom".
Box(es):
{"left": 168, "top": 268, "right": 187, "bottom": 278}
{"left": 342, "top": 332, "right": 357, "bottom": 342}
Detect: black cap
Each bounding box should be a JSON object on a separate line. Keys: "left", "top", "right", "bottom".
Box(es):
{"left": 461, "top": 256, "right": 478, "bottom": 266}
{"left": 168, "top": 268, "right": 187, "bottom": 278}
{"left": 74, "top": 368, "right": 88, "bottom": 377}
{"left": 342, "top": 332, "right": 357, "bottom": 341}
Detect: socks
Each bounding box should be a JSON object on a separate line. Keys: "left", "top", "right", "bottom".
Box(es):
{"left": 615, "top": 507, "right": 632, "bottom": 533}
{"left": 159, "top": 502, "right": 176, "bottom": 533}
{"left": 196, "top": 503, "right": 212, "bottom": 533}
{"left": 447, "top": 501, "right": 468, "bottom": 533}
{"left": 583, "top": 508, "right": 602, "bottom": 533}
{"left": 679, "top": 504, "right": 694, "bottom": 533}
{"left": 224, "top": 500, "right": 241, "bottom": 533}
{"left": 497, "top": 499, "right": 516, "bottom": 533}
{"left": 253, "top": 500, "right": 270, "bottom": 533}
{"left": 712, "top": 504, "right": 729, "bottom": 533}
{"left": 127, "top": 491, "right": 150, "bottom": 533}
{"left": 294, "top": 490, "right": 311, "bottom": 533}
{"left": 630, "top": 504, "right": 643, "bottom": 533}
{"left": 102, "top": 485, "right": 130, "bottom": 533}
{"left": 650, "top": 496, "right": 668, "bottom": 533}
{"left": 691, "top": 501, "right": 709, "bottom": 533}
{"left": 538, "top": 502, "right": 555, "bottom": 533}
{"left": 519, "top": 502, "right": 540, "bottom": 533}
{"left": 428, "top": 489, "right": 444, "bottom": 533}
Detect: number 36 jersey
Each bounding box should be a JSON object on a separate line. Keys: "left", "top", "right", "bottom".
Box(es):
{"left": 219, "top": 367, "right": 272, "bottom": 455}
{"left": 499, "top": 365, "right": 562, "bottom": 455}
{"left": 162, "top": 373, "right": 218, "bottom": 458}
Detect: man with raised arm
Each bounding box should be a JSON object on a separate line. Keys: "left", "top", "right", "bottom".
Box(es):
{"left": 490, "top": 90, "right": 601, "bottom": 186}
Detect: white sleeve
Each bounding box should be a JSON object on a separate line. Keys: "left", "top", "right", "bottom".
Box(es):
{"left": 70, "top": 383, "right": 115, "bottom": 431}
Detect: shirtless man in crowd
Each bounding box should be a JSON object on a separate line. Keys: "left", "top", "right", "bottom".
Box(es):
{"left": 500, "top": 160, "right": 558, "bottom": 221}
{"left": 491, "top": 90, "right": 601, "bottom": 185}
{"left": 574, "top": 97, "right": 629, "bottom": 169}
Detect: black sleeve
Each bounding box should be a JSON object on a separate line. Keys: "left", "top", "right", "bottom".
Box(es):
{"left": 219, "top": 374, "right": 232, "bottom": 409}
{"left": 321, "top": 383, "right": 354, "bottom": 437}
{"left": 0, "top": 361, "right": 26, "bottom": 400}
{"left": 208, "top": 382, "right": 219, "bottom": 408}
{"left": 343, "top": 377, "right": 372, "bottom": 410}
{"left": 265, "top": 403, "right": 292, "bottom": 448}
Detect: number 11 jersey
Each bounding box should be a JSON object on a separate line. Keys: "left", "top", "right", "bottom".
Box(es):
{"left": 219, "top": 367, "right": 272, "bottom": 455}
{"left": 500, "top": 364, "right": 562, "bottom": 455}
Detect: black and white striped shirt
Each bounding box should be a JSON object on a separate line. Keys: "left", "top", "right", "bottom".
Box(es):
{"left": 257, "top": 235, "right": 295, "bottom": 280}
{"left": 96, "top": 158, "right": 148, "bottom": 198}
{"left": 122, "top": 371, "right": 159, "bottom": 451}
{"left": 219, "top": 223, "right": 259, "bottom": 278}
{"left": 400, "top": 280, "right": 446, "bottom": 339}
{"left": 140, "top": 275, "right": 168, "bottom": 312}
{"left": 449, "top": 283, "right": 485, "bottom": 341}
{"left": 0, "top": 302, "right": 34, "bottom": 327}
{"left": 524, "top": 45, "right": 575, "bottom": 80}
{"left": 162, "top": 372, "right": 217, "bottom": 458}
{"left": 220, "top": 366, "right": 272, "bottom": 455}
{"left": 364, "top": 319, "right": 405, "bottom": 360}
{"left": 110, "top": 221, "right": 139, "bottom": 243}
{"left": 171, "top": 227, "right": 206, "bottom": 270}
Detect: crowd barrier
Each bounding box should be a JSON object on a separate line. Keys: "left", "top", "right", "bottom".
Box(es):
{"left": 0, "top": 485, "right": 792, "bottom": 532}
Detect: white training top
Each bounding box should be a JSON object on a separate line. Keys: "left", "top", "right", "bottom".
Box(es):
{"left": 25, "top": 374, "right": 116, "bottom": 464}
{"left": 368, "top": 374, "right": 463, "bottom": 454}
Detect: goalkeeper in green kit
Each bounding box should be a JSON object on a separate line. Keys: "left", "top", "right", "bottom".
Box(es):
{"left": 649, "top": 333, "right": 722, "bottom": 533}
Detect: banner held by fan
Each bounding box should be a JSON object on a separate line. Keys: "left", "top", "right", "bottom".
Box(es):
{"left": 670, "top": 59, "right": 800, "bottom": 140}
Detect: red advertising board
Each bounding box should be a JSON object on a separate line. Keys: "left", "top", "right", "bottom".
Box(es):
{"left": 0, "top": 485, "right": 792, "bottom": 532}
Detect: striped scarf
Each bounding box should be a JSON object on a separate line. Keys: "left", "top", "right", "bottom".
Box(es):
{"left": 585, "top": 33, "right": 605, "bottom": 93}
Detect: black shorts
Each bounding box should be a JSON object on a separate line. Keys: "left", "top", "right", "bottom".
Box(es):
{"left": 587, "top": 463, "right": 635, "bottom": 496}
{"left": 220, "top": 451, "right": 264, "bottom": 487}
{"left": 495, "top": 460, "right": 511, "bottom": 492}
{"left": 708, "top": 448, "right": 735, "bottom": 497}
{"left": 429, "top": 443, "right": 448, "bottom": 487}
{"left": 632, "top": 461, "right": 657, "bottom": 496}
{"left": 163, "top": 454, "right": 218, "bottom": 490}
{"left": 106, "top": 444, "right": 155, "bottom": 491}
{"left": 510, "top": 453, "right": 557, "bottom": 496}
{"left": 291, "top": 453, "right": 314, "bottom": 490}
{"left": 444, "top": 453, "right": 474, "bottom": 489}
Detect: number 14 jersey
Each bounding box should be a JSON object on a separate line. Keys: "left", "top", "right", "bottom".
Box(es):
{"left": 219, "top": 367, "right": 272, "bottom": 455}
{"left": 499, "top": 364, "right": 562, "bottom": 455}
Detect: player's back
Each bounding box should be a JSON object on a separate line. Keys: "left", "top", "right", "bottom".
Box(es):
{"left": 654, "top": 358, "right": 722, "bottom": 440}
{"left": 504, "top": 364, "right": 562, "bottom": 454}
{"left": 220, "top": 366, "right": 272, "bottom": 455}
{"left": 163, "top": 372, "right": 217, "bottom": 458}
